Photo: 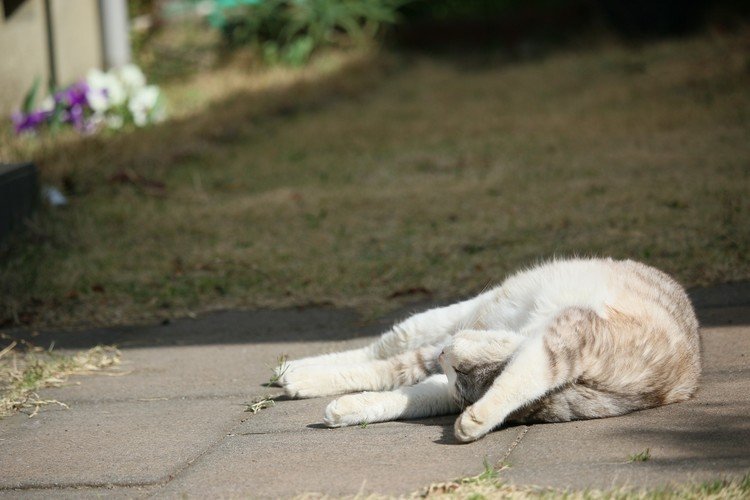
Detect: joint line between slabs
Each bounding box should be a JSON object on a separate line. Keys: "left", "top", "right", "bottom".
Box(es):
{"left": 500, "top": 425, "right": 528, "bottom": 466}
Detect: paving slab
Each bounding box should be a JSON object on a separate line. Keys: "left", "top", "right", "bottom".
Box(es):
{"left": 158, "top": 420, "right": 522, "bottom": 498}
{"left": 0, "top": 292, "right": 748, "bottom": 497}
{"left": 37, "top": 338, "right": 371, "bottom": 404}
{"left": 0, "top": 398, "right": 243, "bottom": 489}
{"left": 499, "top": 325, "right": 750, "bottom": 490}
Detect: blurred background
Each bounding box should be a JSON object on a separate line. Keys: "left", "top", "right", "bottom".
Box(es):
{"left": 0, "top": 0, "right": 748, "bottom": 328}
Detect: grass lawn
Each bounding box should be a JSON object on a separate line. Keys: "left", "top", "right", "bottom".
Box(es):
{"left": 413, "top": 462, "right": 750, "bottom": 499}
{"left": 0, "top": 29, "right": 748, "bottom": 328}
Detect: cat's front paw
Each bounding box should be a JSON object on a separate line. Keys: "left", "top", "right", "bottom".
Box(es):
{"left": 324, "top": 394, "right": 378, "bottom": 427}
{"left": 270, "top": 363, "right": 289, "bottom": 386}
{"left": 454, "top": 406, "right": 491, "bottom": 442}
{"left": 272, "top": 358, "right": 304, "bottom": 387}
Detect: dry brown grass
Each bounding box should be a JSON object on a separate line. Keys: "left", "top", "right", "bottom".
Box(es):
{"left": 0, "top": 28, "right": 748, "bottom": 328}
{"left": 244, "top": 395, "right": 276, "bottom": 414}
{"left": 0, "top": 338, "right": 121, "bottom": 418}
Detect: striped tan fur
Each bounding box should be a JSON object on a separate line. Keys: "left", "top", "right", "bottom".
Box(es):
{"left": 276, "top": 258, "right": 701, "bottom": 442}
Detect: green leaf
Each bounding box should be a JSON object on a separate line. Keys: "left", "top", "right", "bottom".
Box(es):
{"left": 22, "top": 77, "right": 41, "bottom": 114}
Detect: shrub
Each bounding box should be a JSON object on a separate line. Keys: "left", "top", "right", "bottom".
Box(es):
{"left": 220, "top": 0, "right": 407, "bottom": 65}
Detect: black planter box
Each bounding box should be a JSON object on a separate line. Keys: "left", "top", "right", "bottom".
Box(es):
{"left": 0, "top": 163, "right": 39, "bottom": 243}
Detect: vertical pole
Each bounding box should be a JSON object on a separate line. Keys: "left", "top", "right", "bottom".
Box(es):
{"left": 43, "top": 0, "right": 57, "bottom": 88}
{"left": 99, "top": 0, "right": 131, "bottom": 69}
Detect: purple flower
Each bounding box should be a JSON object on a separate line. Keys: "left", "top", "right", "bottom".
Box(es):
{"left": 57, "top": 81, "right": 89, "bottom": 108}
{"left": 67, "top": 104, "right": 84, "bottom": 129}
{"left": 11, "top": 109, "right": 51, "bottom": 134}
{"left": 45, "top": 80, "right": 98, "bottom": 134}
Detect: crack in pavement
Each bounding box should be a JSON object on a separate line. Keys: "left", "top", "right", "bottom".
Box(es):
{"left": 499, "top": 426, "right": 529, "bottom": 466}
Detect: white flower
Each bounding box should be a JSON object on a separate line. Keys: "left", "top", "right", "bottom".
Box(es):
{"left": 40, "top": 95, "right": 55, "bottom": 112}
{"left": 86, "top": 88, "right": 109, "bottom": 113}
{"left": 88, "top": 111, "right": 105, "bottom": 129}
{"left": 117, "top": 64, "right": 146, "bottom": 94}
{"left": 106, "top": 114, "right": 124, "bottom": 130}
{"left": 128, "top": 85, "right": 161, "bottom": 126}
{"left": 86, "top": 68, "right": 126, "bottom": 111}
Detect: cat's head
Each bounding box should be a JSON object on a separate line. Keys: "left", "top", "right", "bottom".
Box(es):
{"left": 438, "top": 342, "right": 507, "bottom": 409}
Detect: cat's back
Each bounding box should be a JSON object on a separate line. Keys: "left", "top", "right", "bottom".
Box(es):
{"left": 609, "top": 259, "right": 699, "bottom": 340}
{"left": 490, "top": 258, "right": 698, "bottom": 345}
{"left": 493, "top": 257, "right": 701, "bottom": 404}
{"left": 488, "top": 258, "right": 622, "bottom": 330}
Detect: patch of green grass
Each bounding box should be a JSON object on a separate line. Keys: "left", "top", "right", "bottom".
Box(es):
{"left": 418, "top": 470, "right": 750, "bottom": 500}
{"left": 1, "top": 29, "right": 749, "bottom": 328}
{"left": 424, "top": 457, "right": 506, "bottom": 496}
{"left": 628, "top": 448, "right": 651, "bottom": 463}
{"left": 359, "top": 421, "right": 369, "bottom": 428}
{"left": 0, "top": 340, "right": 121, "bottom": 418}
{"left": 476, "top": 457, "right": 501, "bottom": 482}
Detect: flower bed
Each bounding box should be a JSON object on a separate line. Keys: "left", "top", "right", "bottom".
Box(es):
{"left": 12, "top": 64, "right": 165, "bottom": 136}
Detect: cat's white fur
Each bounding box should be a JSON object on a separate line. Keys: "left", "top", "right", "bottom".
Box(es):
{"left": 276, "top": 258, "right": 700, "bottom": 442}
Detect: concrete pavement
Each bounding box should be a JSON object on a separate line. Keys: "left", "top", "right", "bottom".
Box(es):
{"left": 0, "top": 284, "right": 749, "bottom": 498}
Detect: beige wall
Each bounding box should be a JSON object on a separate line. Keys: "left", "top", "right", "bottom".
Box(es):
{"left": 0, "top": 0, "right": 102, "bottom": 116}
{"left": 50, "top": 0, "right": 102, "bottom": 86}
{"left": 0, "top": 0, "right": 49, "bottom": 116}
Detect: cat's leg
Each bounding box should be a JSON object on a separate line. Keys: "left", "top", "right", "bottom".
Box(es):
{"left": 369, "top": 289, "right": 497, "bottom": 358}
{"left": 508, "top": 384, "right": 645, "bottom": 424}
{"left": 285, "top": 328, "right": 525, "bottom": 400}
{"left": 453, "top": 307, "right": 598, "bottom": 442}
{"left": 323, "top": 374, "right": 458, "bottom": 427}
{"left": 272, "top": 346, "right": 373, "bottom": 383}
{"left": 444, "top": 329, "right": 527, "bottom": 367}
{"left": 277, "top": 290, "right": 497, "bottom": 385}
{"left": 439, "top": 329, "right": 527, "bottom": 408}
{"left": 283, "top": 345, "right": 443, "bottom": 398}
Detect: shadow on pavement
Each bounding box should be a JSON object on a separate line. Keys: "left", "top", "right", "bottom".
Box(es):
{"left": 690, "top": 281, "right": 750, "bottom": 327}
{"left": 611, "top": 404, "right": 750, "bottom": 464}
{"left": 6, "top": 301, "right": 434, "bottom": 350}
{"left": 5, "top": 282, "right": 749, "bottom": 350}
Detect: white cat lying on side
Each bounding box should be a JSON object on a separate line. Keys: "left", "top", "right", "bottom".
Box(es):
{"left": 275, "top": 258, "right": 700, "bottom": 442}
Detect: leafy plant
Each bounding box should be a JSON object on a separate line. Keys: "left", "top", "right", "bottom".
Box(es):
{"left": 221, "top": 0, "right": 408, "bottom": 65}
{"left": 286, "top": 0, "right": 403, "bottom": 45}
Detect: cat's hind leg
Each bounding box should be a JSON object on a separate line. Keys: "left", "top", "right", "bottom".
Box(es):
{"left": 508, "top": 383, "right": 647, "bottom": 424}
{"left": 323, "top": 374, "right": 458, "bottom": 427}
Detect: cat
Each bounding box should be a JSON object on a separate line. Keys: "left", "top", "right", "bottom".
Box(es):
{"left": 275, "top": 258, "right": 701, "bottom": 442}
